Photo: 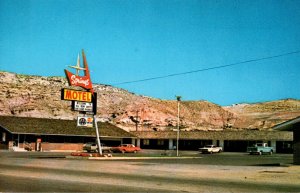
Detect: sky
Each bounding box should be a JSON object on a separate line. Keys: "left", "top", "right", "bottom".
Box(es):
{"left": 0, "top": 0, "right": 300, "bottom": 106}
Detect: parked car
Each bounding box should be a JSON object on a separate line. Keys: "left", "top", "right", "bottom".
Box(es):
{"left": 247, "top": 143, "right": 274, "bottom": 155}
{"left": 83, "top": 142, "right": 111, "bottom": 153}
{"left": 199, "top": 145, "right": 222, "bottom": 154}
{"left": 110, "top": 144, "right": 141, "bottom": 153}
{"left": 24, "top": 141, "right": 33, "bottom": 151}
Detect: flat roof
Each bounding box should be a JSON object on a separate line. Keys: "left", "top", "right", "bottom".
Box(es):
{"left": 132, "top": 130, "right": 292, "bottom": 141}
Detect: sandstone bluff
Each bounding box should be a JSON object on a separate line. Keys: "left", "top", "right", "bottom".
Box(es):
{"left": 1, "top": 71, "right": 299, "bottom": 132}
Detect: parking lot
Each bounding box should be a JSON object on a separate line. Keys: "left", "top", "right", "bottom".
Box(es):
{"left": 0, "top": 150, "right": 299, "bottom": 192}
{"left": 0, "top": 149, "right": 294, "bottom": 165}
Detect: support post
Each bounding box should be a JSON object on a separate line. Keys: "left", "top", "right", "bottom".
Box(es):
{"left": 270, "top": 140, "right": 277, "bottom": 153}
{"left": 169, "top": 139, "right": 174, "bottom": 150}
{"left": 131, "top": 138, "right": 136, "bottom": 146}
{"left": 94, "top": 115, "right": 102, "bottom": 155}
{"left": 219, "top": 140, "right": 224, "bottom": 151}
{"left": 17, "top": 134, "right": 20, "bottom": 148}
{"left": 137, "top": 138, "right": 141, "bottom": 147}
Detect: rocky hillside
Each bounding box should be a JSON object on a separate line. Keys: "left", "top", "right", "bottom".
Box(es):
{"left": 1, "top": 71, "right": 299, "bottom": 131}
{"left": 224, "top": 99, "right": 300, "bottom": 130}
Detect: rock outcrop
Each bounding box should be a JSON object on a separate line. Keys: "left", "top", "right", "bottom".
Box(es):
{"left": 1, "top": 71, "right": 299, "bottom": 131}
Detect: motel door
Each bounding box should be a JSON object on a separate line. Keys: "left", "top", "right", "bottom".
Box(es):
{"left": 36, "top": 138, "right": 42, "bottom": 151}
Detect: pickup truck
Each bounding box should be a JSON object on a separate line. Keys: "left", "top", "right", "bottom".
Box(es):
{"left": 247, "top": 143, "right": 274, "bottom": 155}
{"left": 199, "top": 145, "right": 222, "bottom": 154}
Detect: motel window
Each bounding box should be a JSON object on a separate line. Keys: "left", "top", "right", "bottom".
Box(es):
{"left": 157, "top": 140, "right": 164, "bottom": 146}
{"left": 143, "top": 139, "right": 150, "bottom": 146}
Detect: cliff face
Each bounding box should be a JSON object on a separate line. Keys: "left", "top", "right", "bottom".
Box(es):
{"left": 1, "top": 71, "right": 299, "bottom": 131}
{"left": 224, "top": 99, "right": 300, "bottom": 129}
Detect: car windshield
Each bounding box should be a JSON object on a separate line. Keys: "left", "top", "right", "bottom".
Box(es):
{"left": 85, "top": 143, "right": 96, "bottom": 146}
{"left": 120, "top": 144, "right": 135, "bottom": 147}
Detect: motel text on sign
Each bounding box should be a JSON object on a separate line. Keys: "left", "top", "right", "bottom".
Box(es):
{"left": 61, "top": 88, "right": 92, "bottom": 102}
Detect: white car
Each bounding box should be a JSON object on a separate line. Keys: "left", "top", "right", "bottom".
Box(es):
{"left": 83, "top": 142, "right": 111, "bottom": 153}
{"left": 199, "top": 145, "right": 222, "bottom": 154}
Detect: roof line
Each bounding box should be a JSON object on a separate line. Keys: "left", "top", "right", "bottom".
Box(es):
{"left": 8, "top": 132, "right": 136, "bottom": 138}
{"left": 9, "top": 132, "right": 95, "bottom": 137}
{"left": 0, "top": 124, "right": 13, "bottom": 133}
{"left": 273, "top": 116, "right": 300, "bottom": 131}
{"left": 4, "top": 131, "right": 136, "bottom": 139}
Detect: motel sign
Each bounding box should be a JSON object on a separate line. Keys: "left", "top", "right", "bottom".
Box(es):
{"left": 61, "top": 88, "right": 92, "bottom": 102}
{"left": 61, "top": 49, "right": 102, "bottom": 154}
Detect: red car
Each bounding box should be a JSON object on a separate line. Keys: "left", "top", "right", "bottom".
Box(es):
{"left": 111, "top": 144, "right": 141, "bottom": 153}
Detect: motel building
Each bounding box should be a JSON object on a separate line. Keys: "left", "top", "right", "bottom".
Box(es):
{"left": 0, "top": 116, "right": 135, "bottom": 151}
{"left": 0, "top": 115, "right": 295, "bottom": 155}
{"left": 131, "top": 130, "right": 293, "bottom": 153}
{"left": 273, "top": 116, "right": 300, "bottom": 165}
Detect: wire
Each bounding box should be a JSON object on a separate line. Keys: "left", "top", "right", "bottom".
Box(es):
{"left": 112, "top": 50, "right": 300, "bottom": 85}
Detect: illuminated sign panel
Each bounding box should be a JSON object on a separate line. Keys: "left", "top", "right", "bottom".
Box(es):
{"left": 65, "top": 70, "right": 93, "bottom": 91}
{"left": 61, "top": 89, "right": 92, "bottom": 102}
{"left": 64, "top": 50, "right": 93, "bottom": 93}
{"left": 77, "top": 116, "right": 94, "bottom": 127}
{"left": 73, "top": 101, "right": 93, "bottom": 112}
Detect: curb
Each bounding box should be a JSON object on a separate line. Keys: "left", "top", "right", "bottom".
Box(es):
{"left": 66, "top": 155, "right": 202, "bottom": 160}
{"left": 88, "top": 157, "right": 202, "bottom": 160}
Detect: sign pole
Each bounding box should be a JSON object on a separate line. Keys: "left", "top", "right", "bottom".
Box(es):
{"left": 63, "top": 50, "right": 102, "bottom": 154}
{"left": 94, "top": 115, "right": 102, "bottom": 155}
{"left": 176, "top": 96, "right": 181, "bottom": 157}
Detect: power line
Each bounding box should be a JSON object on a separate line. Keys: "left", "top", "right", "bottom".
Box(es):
{"left": 112, "top": 50, "right": 300, "bottom": 86}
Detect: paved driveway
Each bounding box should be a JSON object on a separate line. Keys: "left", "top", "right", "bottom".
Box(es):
{"left": 0, "top": 151, "right": 299, "bottom": 192}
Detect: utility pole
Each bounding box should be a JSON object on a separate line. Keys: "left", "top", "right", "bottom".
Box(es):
{"left": 136, "top": 110, "right": 139, "bottom": 131}
{"left": 176, "top": 96, "right": 181, "bottom": 157}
